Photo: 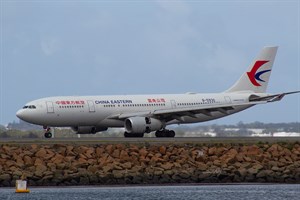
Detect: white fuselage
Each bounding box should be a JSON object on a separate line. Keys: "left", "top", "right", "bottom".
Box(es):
{"left": 16, "top": 93, "right": 252, "bottom": 128}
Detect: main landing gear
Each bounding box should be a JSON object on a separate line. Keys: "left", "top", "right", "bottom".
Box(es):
{"left": 155, "top": 129, "right": 175, "bottom": 137}
{"left": 123, "top": 130, "right": 176, "bottom": 138}
{"left": 124, "top": 132, "right": 144, "bottom": 138}
{"left": 43, "top": 126, "right": 52, "bottom": 138}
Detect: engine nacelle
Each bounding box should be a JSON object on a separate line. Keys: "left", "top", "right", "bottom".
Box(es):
{"left": 124, "top": 117, "right": 163, "bottom": 134}
{"left": 71, "top": 126, "right": 108, "bottom": 134}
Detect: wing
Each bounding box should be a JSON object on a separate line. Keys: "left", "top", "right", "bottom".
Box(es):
{"left": 108, "top": 91, "right": 300, "bottom": 123}
{"left": 249, "top": 91, "right": 300, "bottom": 102}
{"left": 107, "top": 101, "right": 265, "bottom": 122}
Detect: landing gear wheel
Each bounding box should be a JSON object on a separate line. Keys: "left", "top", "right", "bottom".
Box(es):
{"left": 124, "top": 132, "right": 144, "bottom": 138}
{"left": 167, "top": 130, "right": 175, "bottom": 137}
{"left": 137, "top": 133, "right": 144, "bottom": 138}
{"left": 155, "top": 130, "right": 175, "bottom": 137}
{"left": 44, "top": 132, "right": 52, "bottom": 138}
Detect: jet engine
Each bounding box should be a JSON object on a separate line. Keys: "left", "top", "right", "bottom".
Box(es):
{"left": 124, "top": 117, "right": 163, "bottom": 134}
{"left": 71, "top": 126, "right": 108, "bottom": 134}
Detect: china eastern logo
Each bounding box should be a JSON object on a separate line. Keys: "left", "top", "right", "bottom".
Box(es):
{"left": 247, "top": 60, "right": 270, "bottom": 86}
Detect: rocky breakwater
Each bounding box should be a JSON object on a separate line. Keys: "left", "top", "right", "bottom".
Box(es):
{"left": 1, "top": 142, "right": 300, "bottom": 186}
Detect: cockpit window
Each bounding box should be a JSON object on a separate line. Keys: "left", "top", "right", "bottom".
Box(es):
{"left": 23, "top": 105, "right": 36, "bottom": 109}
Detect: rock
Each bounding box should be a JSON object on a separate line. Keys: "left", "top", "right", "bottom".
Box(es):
{"left": 256, "top": 170, "right": 273, "bottom": 178}
{"left": 35, "top": 164, "right": 48, "bottom": 177}
{"left": 139, "top": 148, "right": 148, "bottom": 158}
{"left": 24, "top": 155, "right": 33, "bottom": 166}
{"left": 87, "top": 165, "right": 99, "bottom": 173}
{"left": 154, "top": 170, "right": 163, "bottom": 176}
{"left": 85, "top": 148, "right": 95, "bottom": 158}
{"left": 79, "top": 176, "right": 90, "bottom": 185}
{"left": 112, "top": 170, "right": 125, "bottom": 179}
{"left": 120, "top": 162, "right": 132, "bottom": 169}
{"left": 178, "top": 171, "right": 190, "bottom": 179}
{"left": 36, "top": 149, "right": 47, "bottom": 158}
{"left": 119, "top": 150, "right": 130, "bottom": 161}
{"left": 34, "top": 158, "right": 45, "bottom": 166}
{"left": 248, "top": 167, "right": 260, "bottom": 175}
{"left": 164, "top": 170, "right": 174, "bottom": 176}
{"left": 246, "top": 145, "right": 262, "bottom": 156}
{"left": 52, "top": 154, "right": 65, "bottom": 164}
{"left": 96, "top": 147, "right": 105, "bottom": 157}
{"left": 74, "top": 158, "right": 88, "bottom": 168}
{"left": 105, "top": 145, "right": 114, "bottom": 154}
{"left": 15, "top": 158, "right": 24, "bottom": 168}
{"left": 237, "top": 167, "right": 247, "bottom": 177}
{"left": 208, "top": 147, "right": 217, "bottom": 156}
{"left": 111, "top": 149, "right": 120, "bottom": 158}
{"left": 161, "top": 163, "right": 173, "bottom": 170}
{"left": 197, "top": 162, "right": 208, "bottom": 171}
{"left": 0, "top": 174, "right": 11, "bottom": 181}
{"left": 159, "top": 146, "right": 167, "bottom": 155}
{"left": 102, "top": 164, "right": 114, "bottom": 173}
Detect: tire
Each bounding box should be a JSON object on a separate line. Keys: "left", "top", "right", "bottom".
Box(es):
{"left": 155, "top": 131, "right": 162, "bottom": 137}
{"left": 168, "top": 130, "right": 175, "bottom": 137}
{"left": 124, "top": 132, "right": 130, "bottom": 137}
{"left": 137, "top": 133, "right": 144, "bottom": 138}
{"left": 45, "top": 132, "right": 52, "bottom": 138}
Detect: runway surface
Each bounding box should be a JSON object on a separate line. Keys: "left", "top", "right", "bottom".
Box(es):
{"left": 1, "top": 137, "right": 299, "bottom": 145}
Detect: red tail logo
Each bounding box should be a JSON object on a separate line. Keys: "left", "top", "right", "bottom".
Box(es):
{"left": 247, "top": 60, "right": 270, "bottom": 86}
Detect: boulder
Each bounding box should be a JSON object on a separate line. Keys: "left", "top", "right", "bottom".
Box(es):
{"left": 197, "top": 162, "right": 208, "bottom": 171}
{"left": 51, "top": 154, "right": 65, "bottom": 164}
{"left": 84, "top": 148, "right": 95, "bottom": 159}
{"left": 35, "top": 164, "right": 48, "bottom": 177}
{"left": 105, "top": 145, "right": 114, "bottom": 154}
{"left": 24, "top": 156, "right": 33, "bottom": 166}
{"left": 34, "top": 158, "right": 45, "bottom": 166}
{"left": 208, "top": 147, "right": 217, "bottom": 156}
{"left": 112, "top": 170, "right": 125, "bottom": 179}
{"left": 0, "top": 174, "right": 11, "bottom": 181}
{"left": 159, "top": 146, "right": 167, "bottom": 155}
{"left": 36, "top": 149, "right": 47, "bottom": 158}
{"left": 119, "top": 150, "right": 130, "bottom": 161}
{"left": 246, "top": 145, "right": 262, "bottom": 156}
{"left": 96, "top": 147, "right": 105, "bottom": 157}
{"left": 256, "top": 170, "right": 273, "bottom": 178}
{"left": 120, "top": 162, "right": 132, "bottom": 170}
{"left": 160, "top": 163, "right": 173, "bottom": 170}
{"left": 111, "top": 149, "right": 120, "bottom": 158}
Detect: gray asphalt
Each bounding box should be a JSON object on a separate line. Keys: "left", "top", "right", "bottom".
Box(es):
{"left": 0, "top": 137, "right": 299, "bottom": 145}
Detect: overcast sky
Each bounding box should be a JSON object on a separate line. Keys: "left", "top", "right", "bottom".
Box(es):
{"left": 1, "top": 0, "right": 299, "bottom": 126}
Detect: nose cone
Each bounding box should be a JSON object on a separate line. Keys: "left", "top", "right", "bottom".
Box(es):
{"left": 16, "top": 109, "right": 31, "bottom": 122}
{"left": 16, "top": 109, "right": 25, "bottom": 120}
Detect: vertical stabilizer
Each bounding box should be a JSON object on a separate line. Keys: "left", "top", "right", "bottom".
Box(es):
{"left": 225, "top": 46, "right": 278, "bottom": 93}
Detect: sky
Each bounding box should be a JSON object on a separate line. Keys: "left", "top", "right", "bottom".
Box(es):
{"left": 0, "top": 0, "right": 299, "bottom": 126}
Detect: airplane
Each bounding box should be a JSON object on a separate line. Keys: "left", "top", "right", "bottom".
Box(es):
{"left": 16, "top": 46, "right": 299, "bottom": 138}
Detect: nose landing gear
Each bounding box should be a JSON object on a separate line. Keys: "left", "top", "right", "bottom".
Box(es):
{"left": 43, "top": 126, "right": 53, "bottom": 138}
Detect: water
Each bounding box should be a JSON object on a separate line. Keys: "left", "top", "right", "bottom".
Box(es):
{"left": 1, "top": 184, "right": 299, "bottom": 200}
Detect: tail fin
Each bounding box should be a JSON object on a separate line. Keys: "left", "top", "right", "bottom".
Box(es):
{"left": 225, "top": 46, "right": 278, "bottom": 93}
